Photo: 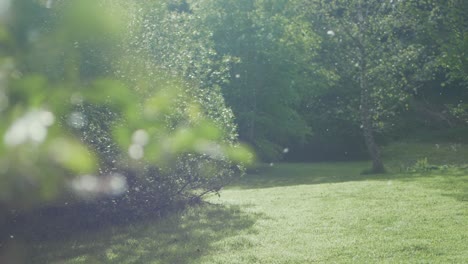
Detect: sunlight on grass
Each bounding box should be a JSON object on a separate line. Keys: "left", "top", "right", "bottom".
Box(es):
{"left": 32, "top": 162, "right": 467, "bottom": 263}
{"left": 204, "top": 164, "right": 467, "bottom": 263}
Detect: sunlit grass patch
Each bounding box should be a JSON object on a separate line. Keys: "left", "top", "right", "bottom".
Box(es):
{"left": 203, "top": 164, "right": 467, "bottom": 263}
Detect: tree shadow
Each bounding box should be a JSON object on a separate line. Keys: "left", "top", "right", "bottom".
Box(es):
{"left": 234, "top": 162, "right": 468, "bottom": 202}
{"left": 27, "top": 203, "right": 261, "bottom": 264}
{"left": 2, "top": 201, "right": 166, "bottom": 252}
{"left": 233, "top": 162, "right": 395, "bottom": 189}
{"left": 395, "top": 168, "right": 468, "bottom": 202}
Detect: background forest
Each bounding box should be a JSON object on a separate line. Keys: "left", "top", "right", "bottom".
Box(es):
{"left": 0, "top": 0, "right": 467, "bottom": 263}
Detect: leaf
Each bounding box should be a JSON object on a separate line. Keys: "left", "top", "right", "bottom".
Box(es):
{"left": 48, "top": 138, "right": 97, "bottom": 174}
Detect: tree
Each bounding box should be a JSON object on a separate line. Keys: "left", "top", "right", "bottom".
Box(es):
{"left": 412, "top": 0, "right": 468, "bottom": 126}
{"left": 296, "top": 0, "right": 440, "bottom": 172}
{"left": 430, "top": 0, "right": 468, "bottom": 85}
{"left": 190, "top": 0, "right": 325, "bottom": 160}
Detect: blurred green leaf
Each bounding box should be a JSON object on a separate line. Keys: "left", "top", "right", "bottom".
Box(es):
{"left": 86, "top": 79, "right": 136, "bottom": 107}
{"left": 171, "top": 128, "right": 197, "bottom": 153}
{"left": 48, "top": 138, "right": 97, "bottom": 174}
{"left": 13, "top": 74, "right": 48, "bottom": 106}
{"left": 225, "top": 144, "right": 255, "bottom": 165}
{"left": 194, "top": 121, "right": 222, "bottom": 141}
{"left": 61, "top": 0, "right": 126, "bottom": 42}
{"left": 113, "top": 125, "right": 132, "bottom": 148}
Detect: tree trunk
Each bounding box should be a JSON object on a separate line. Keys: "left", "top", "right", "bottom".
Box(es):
{"left": 356, "top": 1, "right": 385, "bottom": 174}
{"left": 359, "top": 55, "right": 385, "bottom": 174}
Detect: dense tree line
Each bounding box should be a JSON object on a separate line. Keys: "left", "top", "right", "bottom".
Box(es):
{"left": 187, "top": 0, "right": 467, "bottom": 172}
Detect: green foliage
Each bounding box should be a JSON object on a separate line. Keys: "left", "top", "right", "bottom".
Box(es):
{"left": 188, "top": 0, "right": 323, "bottom": 161}
{"left": 381, "top": 141, "right": 468, "bottom": 175}
{"left": 408, "top": 157, "right": 434, "bottom": 172}
{"left": 0, "top": 0, "right": 252, "bottom": 211}
{"left": 276, "top": 0, "right": 468, "bottom": 165}
{"left": 306, "top": 0, "right": 422, "bottom": 128}
{"left": 426, "top": 0, "right": 468, "bottom": 86}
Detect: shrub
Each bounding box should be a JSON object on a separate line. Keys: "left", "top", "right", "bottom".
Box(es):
{"left": 0, "top": 0, "right": 251, "bottom": 217}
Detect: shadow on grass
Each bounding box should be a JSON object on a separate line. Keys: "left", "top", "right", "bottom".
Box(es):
{"left": 233, "top": 162, "right": 393, "bottom": 189}
{"left": 29, "top": 203, "right": 261, "bottom": 264}
{"left": 396, "top": 168, "right": 468, "bottom": 202}
{"left": 235, "top": 162, "right": 468, "bottom": 202}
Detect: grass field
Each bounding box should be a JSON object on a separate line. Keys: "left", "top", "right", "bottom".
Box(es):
{"left": 29, "top": 159, "right": 468, "bottom": 263}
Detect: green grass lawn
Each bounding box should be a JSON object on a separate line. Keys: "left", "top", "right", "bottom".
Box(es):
{"left": 29, "top": 161, "right": 468, "bottom": 263}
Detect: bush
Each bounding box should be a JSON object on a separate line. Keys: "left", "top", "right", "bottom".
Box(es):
{"left": 0, "top": 0, "right": 251, "bottom": 217}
